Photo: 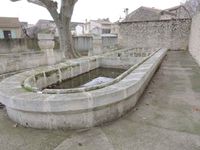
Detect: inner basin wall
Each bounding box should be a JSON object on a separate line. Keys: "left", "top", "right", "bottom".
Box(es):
{"left": 0, "top": 48, "right": 167, "bottom": 129}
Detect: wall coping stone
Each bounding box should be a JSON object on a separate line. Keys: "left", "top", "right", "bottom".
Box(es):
{"left": 0, "top": 48, "right": 167, "bottom": 129}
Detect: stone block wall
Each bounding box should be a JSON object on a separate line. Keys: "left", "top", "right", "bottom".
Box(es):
{"left": 0, "top": 39, "right": 25, "bottom": 53}
{"left": 119, "top": 19, "right": 191, "bottom": 50}
{"left": 0, "top": 50, "right": 64, "bottom": 75}
{"left": 189, "top": 13, "right": 200, "bottom": 65}
{"left": 102, "top": 35, "right": 118, "bottom": 49}
{"left": 0, "top": 38, "right": 41, "bottom": 54}
{"left": 73, "top": 36, "right": 93, "bottom": 54}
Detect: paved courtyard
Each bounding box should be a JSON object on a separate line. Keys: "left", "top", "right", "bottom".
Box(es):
{"left": 1, "top": 50, "right": 200, "bottom": 150}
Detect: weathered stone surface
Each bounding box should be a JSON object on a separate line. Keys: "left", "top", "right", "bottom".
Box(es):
{"left": 0, "top": 48, "right": 167, "bottom": 129}
{"left": 38, "top": 34, "right": 55, "bottom": 51}
{"left": 1, "top": 51, "right": 200, "bottom": 149}
{"left": 0, "top": 50, "right": 64, "bottom": 75}
{"left": 189, "top": 12, "right": 200, "bottom": 66}
{"left": 119, "top": 19, "right": 191, "bottom": 50}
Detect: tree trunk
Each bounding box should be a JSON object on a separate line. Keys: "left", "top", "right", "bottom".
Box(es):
{"left": 27, "top": 0, "right": 80, "bottom": 59}
{"left": 57, "top": 17, "right": 80, "bottom": 59}
{"left": 11, "top": 0, "right": 80, "bottom": 59}
{"left": 57, "top": 0, "right": 80, "bottom": 59}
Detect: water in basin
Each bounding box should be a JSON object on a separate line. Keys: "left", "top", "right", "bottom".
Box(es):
{"left": 46, "top": 67, "right": 126, "bottom": 89}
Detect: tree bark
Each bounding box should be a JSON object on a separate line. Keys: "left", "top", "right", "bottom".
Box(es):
{"left": 11, "top": 0, "right": 80, "bottom": 59}
{"left": 58, "top": 0, "right": 80, "bottom": 58}
{"left": 44, "top": 0, "right": 80, "bottom": 58}
{"left": 57, "top": 17, "right": 80, "bottom": 58}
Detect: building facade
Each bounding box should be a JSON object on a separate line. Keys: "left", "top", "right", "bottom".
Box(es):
{"left": 0, "top": 17, "right": 22, "bottom": 39}
{"left": 84, "top": 19, "right": 112, "bottom": 36}
{"left": 27, "top": 19, "right": 84, "bottom": 37}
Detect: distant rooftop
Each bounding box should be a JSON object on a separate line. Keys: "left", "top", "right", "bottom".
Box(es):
{"left": 123, "top": 6, "right": 162, "bottom": 22}
{"left": 90, "top": 18, "right": 111, "bottom": 24}
{"left": 36, "top": 19, "right": 54, "bottom": 25}
{"left": 140, "top": 6, "right": 162, "bottom": 13}
{"left": 165, "top": 5, "right": 183, "bottom": 11}
{"left": 0, "top": 17, "right": 21, "bottom": 28}
{"left": 123, "top": 5, "right": 191, "bottom": 22}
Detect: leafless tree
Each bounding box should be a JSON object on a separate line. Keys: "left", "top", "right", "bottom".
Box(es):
{"left": 183, "top": 0, "right": 200, "bottom": 16}
{"left": 11, "top": 0, "right": 80, "bottom": 58}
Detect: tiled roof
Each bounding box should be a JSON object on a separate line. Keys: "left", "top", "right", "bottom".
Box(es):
{"left": 165, "top": 5, "right": 182, "bottom": 11}
{"left": 140, "top": 6, "right": 162, "bottom": 13}
{"left": 123, "top": 6, "right": 162, "bottom": 22}
{"left": 0, "top": 17, "right": 21, "bottom": 28}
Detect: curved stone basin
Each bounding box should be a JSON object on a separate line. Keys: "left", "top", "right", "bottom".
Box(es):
{"left": 0, "top": 48, "right": 167, "bottom": 129}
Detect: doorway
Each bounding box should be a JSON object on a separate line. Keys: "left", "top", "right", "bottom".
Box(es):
{"left": 3, "top": 30, "right": 11, "bottom": 39}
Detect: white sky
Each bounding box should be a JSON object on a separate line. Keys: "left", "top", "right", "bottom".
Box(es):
{"left": 0, "top": 0, "right": 182, "bottom": 24}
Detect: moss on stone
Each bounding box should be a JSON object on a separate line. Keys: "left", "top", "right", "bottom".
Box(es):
{"left": 24, "top": 86, "right": 33, "bottom": 92}
{"left": 60, "top": 66, "right": 70, "bottom": 72}
{"left": 45, "top": 69, "right": 58, "bottom": 77}
{"left": 35, "top": 73, "right": 44, "bottom": 81}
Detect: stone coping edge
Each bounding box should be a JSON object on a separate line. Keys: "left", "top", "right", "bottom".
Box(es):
{"left": 0, "top": 48, "right": 167, "bottom": 129}
{"left": 42, "top": 49, "right": 161, "bottom": 94}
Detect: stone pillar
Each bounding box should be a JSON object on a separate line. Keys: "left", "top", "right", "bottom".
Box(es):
{"left": 89, "top": 36, "right": 103, "bottom": 56}
{"left": 38, "top": 33, "right": 56, "bottom": 65}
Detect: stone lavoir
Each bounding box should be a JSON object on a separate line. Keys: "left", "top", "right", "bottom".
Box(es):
{"left": 0, "top": 48, "right": 167, "bottom": 129}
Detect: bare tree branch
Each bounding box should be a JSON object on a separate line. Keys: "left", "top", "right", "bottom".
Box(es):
{"left": 38, "top": 0, "right": 57, "bottom": 9}
{"left": 38, "top": 0, "right": 60, "bottom": 23}
{"left": 27, "top": 0, "right": 45, "bottom": 7}
{"left": 184, "top": 0, "right": 200, "bottom": 16}
{"left": 11, "top": 0, "right": 45, "bottom": 7}
{"left": 11, "top": 0, "right": 79, "bottom": 58}
{"left": 60, "top": 0, "right": 78, "bottom": 18}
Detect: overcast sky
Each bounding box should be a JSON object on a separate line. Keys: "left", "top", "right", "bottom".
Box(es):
{"left": 0, "top": 0, "right": 182, "bottom": 24}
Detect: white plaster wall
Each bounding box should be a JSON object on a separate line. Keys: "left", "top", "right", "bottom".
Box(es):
{"left": 75, "top": 25, "right": 84, "bottom": 35}
{"left": 189, "top": 13, "right": 200, "bottom": 66}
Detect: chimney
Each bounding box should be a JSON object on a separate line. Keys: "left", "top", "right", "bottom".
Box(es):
{"left": 124, "top": 8, "right": 129, "bottom": 17}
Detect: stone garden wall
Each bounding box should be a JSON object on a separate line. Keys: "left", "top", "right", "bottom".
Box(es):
{"left": 0, "top": 35, "right": 119, "bottom": 76}
{"left": 102, "top": 35, "right": 118, "bottom": 49}
{"left": 73, "top": 36, "right": 93, "bottom": 55}
{"left": 0, "top": 50, "right": 64, "bottom": 76}
{"left": 0, "top": 38, "right": 40, "bottom": 53}
{"left": 119, "top": 19, "right": 191, "bottom": 50}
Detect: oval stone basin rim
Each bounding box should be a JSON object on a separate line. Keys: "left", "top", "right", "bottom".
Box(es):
{"left": 40, "top": 49, "right": 161, "bottom": 94}
{"left": 0, "top": 48, "right": 168, "bottom": 129}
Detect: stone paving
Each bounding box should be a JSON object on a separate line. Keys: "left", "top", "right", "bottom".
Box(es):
{"left": 1, "top": 50, "right": 200, "bottom": 150}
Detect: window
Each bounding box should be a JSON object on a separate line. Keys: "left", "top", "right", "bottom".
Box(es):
{"left": 3, "top": 30, "right": 12, "bottom": 39}
{"left": 102, "top": 29, "right": 111, "bottom": 34}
